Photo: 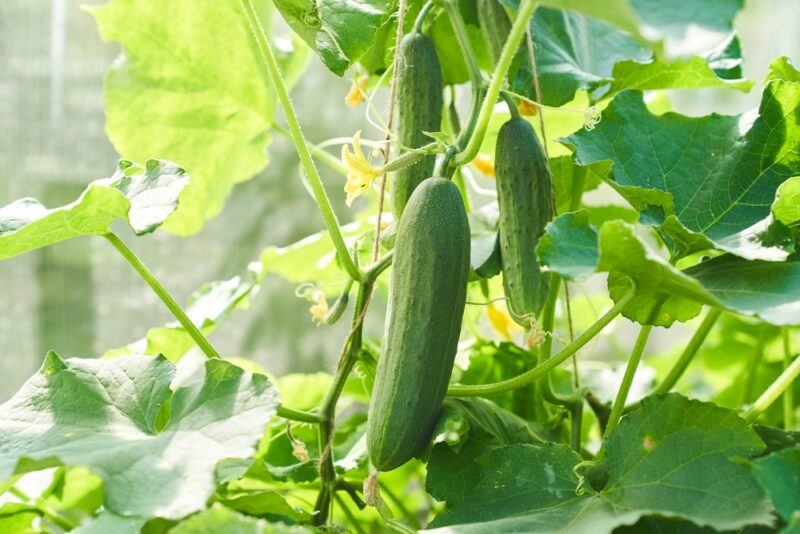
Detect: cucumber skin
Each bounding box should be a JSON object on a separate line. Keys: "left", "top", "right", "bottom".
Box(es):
{"left": 477, "top": 0, "right": 512, "bottom": 66}
{"left": 368, "top": 178, "right": 470, "bottom": 471}
{"left": 495, "top": 118, "right": 552, "bottom": 325}
{"left": 392, "top": 33, "right": 443, "bottom": 217}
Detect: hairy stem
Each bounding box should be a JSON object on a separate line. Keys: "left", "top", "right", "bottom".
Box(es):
{"left": 105, "top": 233, "right": 222, "bottom": 360}
{"left": 455, "top": 0, "right": 537, "bottom": 166}
{"left": 313, "top": 282, "right": 372, "bottom": 524}
{"left": 448, "top": 285, "right": 636, "bottom": 397}
{"left": 605, "top": 322, "right": 655, "bottom": 437}
{"left": 272, "top": 123, "right": 348, "bottom": 176}
{"left": 241, "top": 0, "right": 362, "bottom": 282}
{"left": 276, "top": 405, "right": 321, "bottom": 423}
{"left": 783, "top": 326, "right": 795, "bottom": 429}
{"left": 745, "top": 354, "right": 800, "bottom": 424}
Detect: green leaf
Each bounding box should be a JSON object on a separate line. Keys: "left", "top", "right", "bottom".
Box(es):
{"left": 72, "top": 511, "right": 147, "bottom": 534}
{"left": 538, "top": 214, "right": 714, "bottom": 325}
{"left": 511, "top": 6, "right": 651, "bottom": 107}
{"left": 40, "top": 467, "right": 104, "bottom": 526}
{"left": 171, "top": 504, "right": 314, "bottom": 533}
{"left": 89, "top": 0, "right": 278, "bottom": 236}
{"left": 468, "top": 203, "right": 501, "bottom": 279}
{"left": 0, "top": 160, "right": 188, "bottom": 261}
{"left": 0, "top": 353, "right": 278, "bottom": 519}
{"left": 608, "top": 34, "right": 753, "bottom": 96}
{"left": 767, "top": 56, "right": 800, "bottom": 83}
{"left": 427, "top": 395, "right": 770, "bottom": 533}
{"left": 686, "top": 254, "right": 800, "bottom": 326}
{"left": 259, "top": 219, "right": 372, "bottom": 297}
{"left": 773, "top": 177, "right": 800, "bottom": 226}
{"left": 754, "top": 425, "right": 800, "bottom": 455}
{"left": 274, "top": 0, "right": 389, "bottom": 76}
{"left": 563, "top": 66, "right": 800, "bottom": 261}
{"left": 752, "top": 447, "right": 800, "bottom": 522}
{"left": 537, "top": 0, "right": 742, "bottom": 42}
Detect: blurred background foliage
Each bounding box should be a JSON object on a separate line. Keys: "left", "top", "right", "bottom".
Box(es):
{"left": 0, "top": 0, "right": 798, "bottom": 401}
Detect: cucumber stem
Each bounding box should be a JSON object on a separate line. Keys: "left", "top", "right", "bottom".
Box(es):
{"left": 240, "top": 0, "right": 362, "bottom": 283}
{"left": 104, "top": 233, "right": 222, "bottom": 360}
{"left": 783, "top": 326, "right": 795, "bottom": 429}
{"left": 413, "top": 0, "right": 434, "bottom": 33}
{"left": 276, "top": 405, "right": 321, "bottom": 423}
{"left": 745, "top": 353, "right": 800, "bottom": 424}
{"left": 443, "top": 0, "right": 483, "bottom": 90}
{"left": 448, "top": 284, "right": 636, "bottom": 397}
{"left": 624, "top": 307, "right": 721, "bottom": 414}
{"left": 500, "top": 91, "right": 522, "bottom": 120}
{"left": 455, "top": 0, "right": 537, "bottom": 166}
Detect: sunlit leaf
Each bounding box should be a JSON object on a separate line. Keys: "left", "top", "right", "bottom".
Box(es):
{"left": 0, "top": 353, "right": 278, "bottom": 519}
{"left": 0, "top": 160, "right": 188, "bottom": 261}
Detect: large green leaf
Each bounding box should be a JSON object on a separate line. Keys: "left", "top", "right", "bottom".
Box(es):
{"left": 0, "top": 160, "right": 187, "bottom": 261}
{"left": 773, "top": 176, "right": 800, "bottom": 226}
{"left": 539, "top": 212, "right": 800, "bottom": 326}
{"left": 426, "top": 395, "right": 770, "bottom": 533}
{"left": 686, "top": 254, "right": 800, "bottom": 326}
{"left": 608, "top": 34, "right": 752, "bottom": 96}
{"left": 563, "top": 65, "right": 800, "bottom": 261}
{"left": 752, "top": 447, "right": 800, "bottom": 522}
{"left": 538, "top": 0, "right": 742, "bottom": 43}
{"left": 0, "top": 354, "right": 278, "bottom": 519}
{"left": 274, "top": 0, "right": 389, "bottom": 76}
{"left": 90, "top": 0, "right": 283, "bottom": 235}
{"left": 508, "top": 6, "right": 749, "bottom": 106}
{"left": 171, "top": 505, "right": 314, "bottom": 533}
{"left": 537, "top": 213, "right": 715, "bottom": 325}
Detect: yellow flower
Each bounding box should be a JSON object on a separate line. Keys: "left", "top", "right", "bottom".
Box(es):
{"left": 518, "top": 99, "right": 538, "bottom": 117}
{"left": 345, "top": 75, "right": 369, "bottom": 108}
{"left": 342, "top": 130, "right": 381, "bottom": 206}
{"left": 486, "top": 303, "right": 522, "bottom": 340}
{"left": 472, "top": 153, "right": 495, "bottom": 177}
{"left": 309, "top": 290, "right": 329, "bottom": 324}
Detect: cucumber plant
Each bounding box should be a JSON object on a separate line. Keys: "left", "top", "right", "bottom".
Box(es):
{"left": 0, "top": 0, "right": 798, "bottom": 532}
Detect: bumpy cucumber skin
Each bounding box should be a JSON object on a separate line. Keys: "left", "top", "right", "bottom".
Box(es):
{"left": 495, "top": 118, "right": 552, "bottom": 325}
{"left": 392, "top": 33, "right": 443, "bottom": 217}
{"left": 368, "top": 178, "right": 470, "bottom": 471}
{"left": 477, "top": 0, "right": 512, "bottom": 66}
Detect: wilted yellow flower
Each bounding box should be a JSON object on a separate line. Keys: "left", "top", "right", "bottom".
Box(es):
{"left": 345, "top": 75, "right": 369, "bottom": 108}
{"left": 363, "top": 472, "right": 382, "bottom": 508}
{"left": 309, "top": 291, "right": 329, "bottom": 324}
{"left": 472, "top": 153, "right": 495, "bottom": 177}
{"left": 523, "top": 317, "right": 548, "bottom": 348}
{"left": 291, "top": 438, "right": 310, "bottom": 462}
{"left": 487, "top": 303, "right": 522, "bottom": 340}
{"left": 342, "top": 131, "right": 382, "bottom": 206}
{"left": 519, "top": 99, "right": 538, "bottom": 116}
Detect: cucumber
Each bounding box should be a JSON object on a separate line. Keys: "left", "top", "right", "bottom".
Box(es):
{"left": 392, "top": 32, "right": 443, "bottom": 217}
{"left": 495, "top": 117, "right": 552, "bottom": 325}
{"left": 368, "top": 178, "right": 470, "bottom": 471}
{"left": 477, "top": 0, "right": 512, "bottom": 66}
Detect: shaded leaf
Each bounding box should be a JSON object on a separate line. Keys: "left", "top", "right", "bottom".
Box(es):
{"left": 752, "top": 447, "right": 800, "bottom": 522}
{"left": 171, "top": 504, "right": 314, "bottom": 533}
{"left": 0, "top": 354, "right": 278, "bottom": 519}
{"left": 0, "top": 160, "right": 188, "bottom": 261}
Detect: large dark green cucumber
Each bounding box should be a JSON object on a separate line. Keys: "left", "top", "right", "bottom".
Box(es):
{"left": 368, "top": 178, "right": 470, "bottom": 471}
{"left": 392, "top": 33, "right": 443, "bottom": 217}
{"left": 495, "top": 117, "right": 552, "bottom": 325}
{"left": 477, "top": 0, "right": 512, "bottom": 66}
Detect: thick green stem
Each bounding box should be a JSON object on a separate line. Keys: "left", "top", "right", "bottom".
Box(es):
{"left": 241, "top": 0, "right": 362, "bottom": 282}
{"left": 277, "top": 405, "right": 321, "bottom": 423}
{"left": 273, "top": 123, "right": 347, "bottom": 176}
{"left": 104, "top": 233, "right": 222, "bottom": 360}
{"left": 745, "top": 355, "right": 800, "bottom": 424}
{"left": 448, "top": 285, "right": 636, "bottom": 397}
{"left": 605, "top": 321, "right": 655, "bottom": 438}
{"left": 783, "top": 327, "right": 795, "bottom": 429}
{"left": 443, "top": 0, "right": 483, "bottom": 89}
{"left": 381, "top": 142, "right": 438, "bottom": 173}
{"left": 455, "top": 0, "right": 537, "bottom": 166}
{"left": 314, "top": 282, "right": 372, "bottom": 524}
{"left": 413, "top": 0, "right": 434, "bottom": 33}
{"left": 364, "top": 251, "right": 394, "bottom": 283}
{"left": 744, "top": 330, "right": 768, "bottom": 404}
{"left": 624, "top": 307, "right": 721, "bottom": 414}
